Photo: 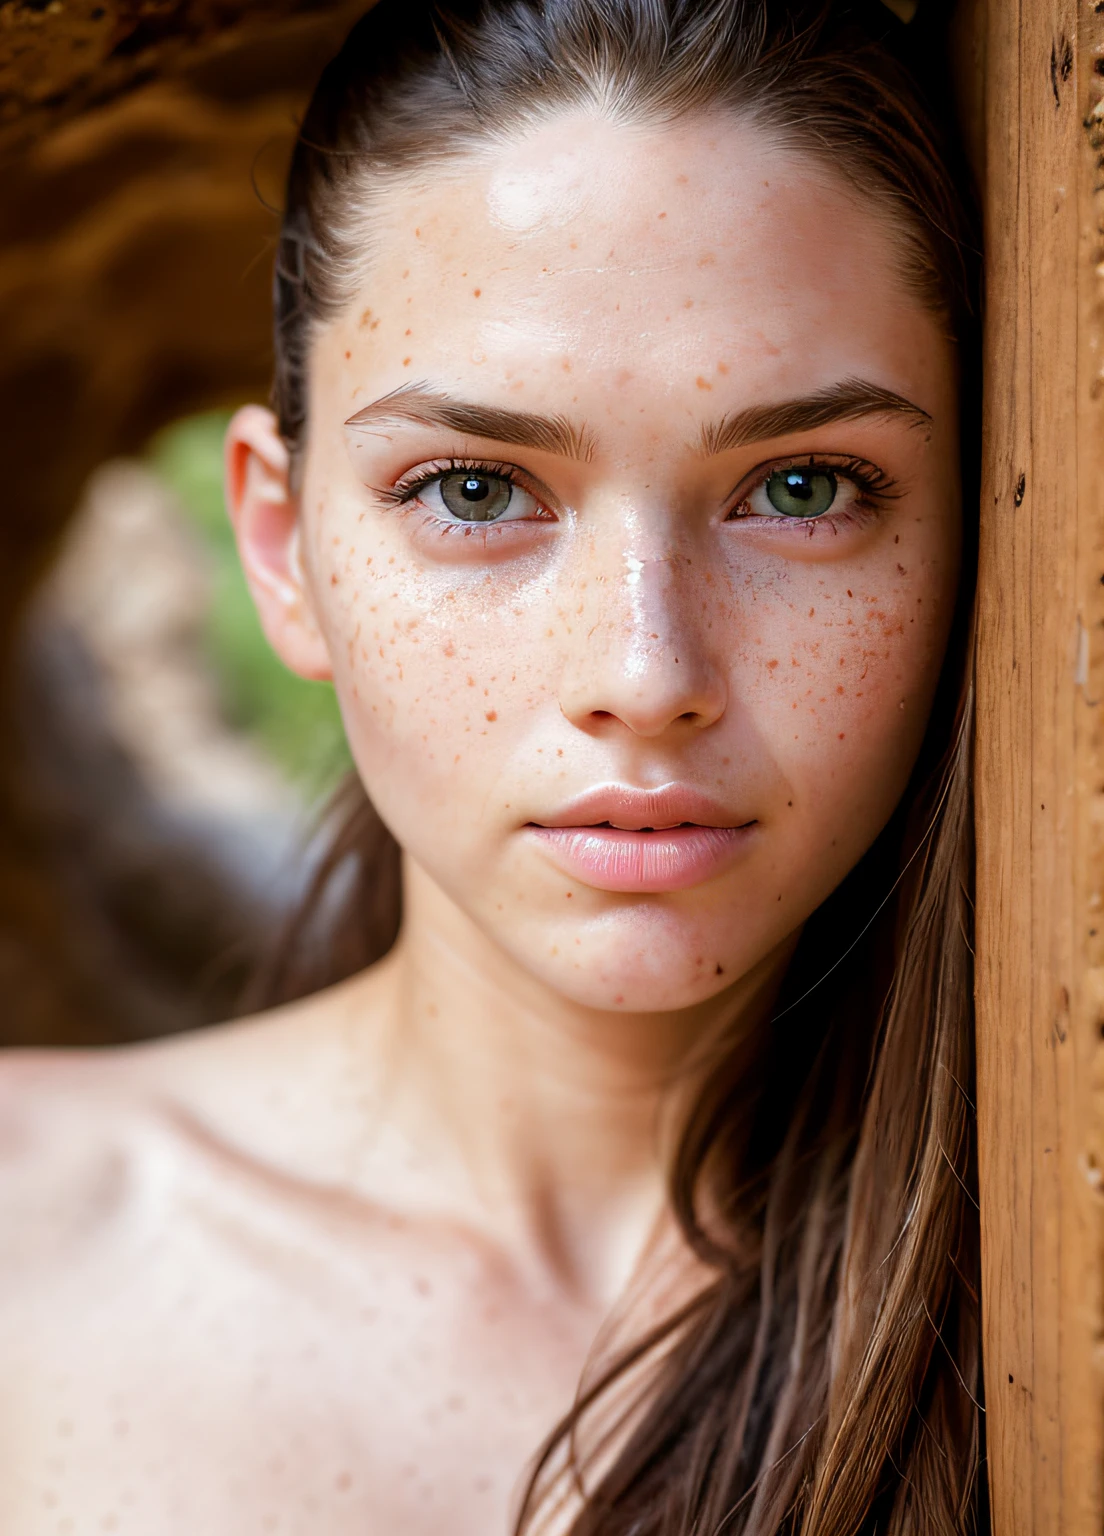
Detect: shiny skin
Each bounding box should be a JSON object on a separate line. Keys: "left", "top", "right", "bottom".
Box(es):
{"left": 0, "top": 113, "right": 959, "bottom": 1535}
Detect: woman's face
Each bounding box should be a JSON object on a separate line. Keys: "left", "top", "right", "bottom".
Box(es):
{"left": 236, "top": 112, "right": 960, "bottom": 1012}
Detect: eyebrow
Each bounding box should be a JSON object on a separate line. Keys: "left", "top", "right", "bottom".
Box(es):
{"left": 698, "top": 378, "right": 932, "bottom": 456}
{"left": 345, "top": 383, "right": 596, "bottom": 462}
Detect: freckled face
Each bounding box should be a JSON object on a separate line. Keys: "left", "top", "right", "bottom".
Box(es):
{"left": 297, "top": 112, "right": 960, "bottom": 1011}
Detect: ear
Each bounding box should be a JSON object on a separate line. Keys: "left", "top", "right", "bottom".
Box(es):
{"left": 223, "top": 405, "right": 332, "bottom": 682}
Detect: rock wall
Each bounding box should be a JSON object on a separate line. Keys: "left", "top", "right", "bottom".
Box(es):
{"left": 0, "top": 0, "right": 371, "bottom": 1042}
{"left": 0, "top": 0, "right": 370, "bottom": 633}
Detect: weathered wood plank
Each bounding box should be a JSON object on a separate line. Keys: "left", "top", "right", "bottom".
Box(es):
{"left": 974, "top": 0, "right": 1104, "bottom": 1529}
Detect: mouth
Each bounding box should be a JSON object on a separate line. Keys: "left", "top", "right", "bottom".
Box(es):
{"left": 526, "top": 785, "right": 757, "bottom": 894}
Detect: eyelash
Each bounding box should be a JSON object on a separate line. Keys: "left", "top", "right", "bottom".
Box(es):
{"left": 374, "top": 454, "right": 900, "bottom": 529}
{"left": 726, "top": 453, "right": 901, "bottom": 532}
{"left": 375, "top": 458, "right": 547, "bottom": 519}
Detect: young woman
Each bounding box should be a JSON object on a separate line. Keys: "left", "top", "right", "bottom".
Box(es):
{"left": 0, "top": 2, "right": 983, "bottom": 1532}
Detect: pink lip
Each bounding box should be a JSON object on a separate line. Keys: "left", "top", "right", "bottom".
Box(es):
{"left": 526, "top": 784, "right": 756, "bottom": 894}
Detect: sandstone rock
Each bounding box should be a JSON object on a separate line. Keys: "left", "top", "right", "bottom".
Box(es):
{"left": 0, "top": 0, "right": 372, "bottom": 1042}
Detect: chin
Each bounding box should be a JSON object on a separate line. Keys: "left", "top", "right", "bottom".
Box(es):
{"left": 508, "top": 906, "right": 764, "bottom": 1014}
{"left": 544, "top": 962, "right": 734, "bottom": 1014}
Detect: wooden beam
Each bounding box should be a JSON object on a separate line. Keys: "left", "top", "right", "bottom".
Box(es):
{"left": 974, "top": 0, "right": 1104, "bottom": 1529}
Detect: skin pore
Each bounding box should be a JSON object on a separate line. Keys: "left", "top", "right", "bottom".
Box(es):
{"left": 0, "top": 112, "right": 959, "bottom": 1536}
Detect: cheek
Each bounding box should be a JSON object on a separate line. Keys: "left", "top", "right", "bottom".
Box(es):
{"left": 308, "top": 513, "right": 560, "bottom": 820}
{"left": 742, "top": 550, "right": 954, "bottom": 821}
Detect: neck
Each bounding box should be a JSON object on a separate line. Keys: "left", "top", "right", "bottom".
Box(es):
{"left": 357, "top": 857, "right": 790, "bottom": 1308}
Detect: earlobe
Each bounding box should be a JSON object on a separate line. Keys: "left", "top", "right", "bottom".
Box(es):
{"left": 223, "top": 404, "right": 333, "bottom": 682}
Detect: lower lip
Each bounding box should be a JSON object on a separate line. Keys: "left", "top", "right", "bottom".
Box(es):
{"left": 527, "top": 824, "right": 754, "bottom": 893}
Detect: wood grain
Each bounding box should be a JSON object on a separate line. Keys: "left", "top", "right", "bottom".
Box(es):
{"left": 974, "top": 0, "right": 1104, "bottom": 1529}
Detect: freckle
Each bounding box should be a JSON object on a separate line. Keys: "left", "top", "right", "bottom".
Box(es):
{"left": 614, "top": 993, "right": 624, "bottom": 1003}
{"left": 696, "top": 376, "right": 712, "bottom": 391}
{"left": 683, "top": 298, "right": 694, "bottom": 308}
{"left": 809, "top": 608, "right": 815, "bottom": 617}
{"left": 847, "top": 589, "right": 853, "bottom": 598}
{"left": 767, "top": 658, "right": 779, "bottom": 670}
{"left": 344, "top": 349, "right": 351, "bottom": 360}
{"left": 330, "top": 573, "right": 339, "bottom": 585}
{"left": 697, "top": 251, "right": 716, "bottom": 267}
{"left": 485, "top": 710, "right": 497, "bottom": 721}
{"left": 838, "top": 732, "right": 846, "bottom": 739}
{"left": 894, "top": 534, "right": 900, "bottom": 544}
{"left": 336, "top": 1472, "right": 353, "bottom": 1492}
{"left": 473, "top": 288, "right": 482, "bottom": 297}
{"left": 443, "top": 639, "right": 455, "bottom": 657}
{"left": 360, "top": 308, "right": 372, "bottom": 326}
{"left": 403, "top": 357, "right": 412, "bottom": 366}
{"left": 402, "top": 269, "right": 410, "bottom": 278}
{"left": 897, "top": 563, "right": 907, "bottom": 574}
{"left": 717, "top": 361, "right": 729, "bottom": 375}
{"left": 565, "top": 892, "right": 573, "bottom": 899}
{"left": 715, "top": 963, "right": 724, "bottom": 976}
{"left": 787, "top": 800, "right": 793, "bottom": 807}
{"left": 405, "top": 328, "right": 412, "bottom": 336}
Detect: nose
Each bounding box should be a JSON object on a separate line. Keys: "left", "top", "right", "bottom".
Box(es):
{"left": 558, "top": 543, "right": 728, "bottom": 739}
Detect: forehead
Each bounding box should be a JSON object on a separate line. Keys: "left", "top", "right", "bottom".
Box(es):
{"left": 333, "top": 111, "right": 947, "bottom": 414}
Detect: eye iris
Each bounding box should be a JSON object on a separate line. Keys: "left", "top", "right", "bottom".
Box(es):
{"left": 765, "top": 467, "right": 837, "bottom": 518}
{"left": 439, "top": 471, "right": 513, "bottom": 522}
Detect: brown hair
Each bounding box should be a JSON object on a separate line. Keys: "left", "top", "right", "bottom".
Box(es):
{"left": 261, "top": 3, "right": 984, "bottom": 1532}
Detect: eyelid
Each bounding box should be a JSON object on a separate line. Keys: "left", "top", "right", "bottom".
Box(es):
{"left": 725, "top": 451, "right": 900, "bottom": 514}
{"left": 380, "top": 457, "right": 560, "bottom": 516}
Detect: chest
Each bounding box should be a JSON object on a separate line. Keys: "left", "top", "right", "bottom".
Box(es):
{"left": 0, "top": 1202, "right": 595, "bottom": 1536}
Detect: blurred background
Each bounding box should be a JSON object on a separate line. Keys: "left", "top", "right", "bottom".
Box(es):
{"left": 0, "top": 0, "right": 373, "bottom": 1047}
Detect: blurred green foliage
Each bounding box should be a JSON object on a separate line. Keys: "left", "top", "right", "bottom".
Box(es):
{"left": 148, "top": 411, "right": 351, "bottom": 800}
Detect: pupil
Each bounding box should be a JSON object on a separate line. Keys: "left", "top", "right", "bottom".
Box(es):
{"left": 439, "top": 470, "right": 513, "bottom": 521}
{"left": 765, "top": 465, "right": 837, "bottom": 518}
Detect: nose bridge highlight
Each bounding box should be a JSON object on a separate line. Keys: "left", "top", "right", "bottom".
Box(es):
{"left": 559, "top": 529, "right": 726, "bottom": 736}
{"left": 622, "top": 547, "right": 679, "bottom": 678}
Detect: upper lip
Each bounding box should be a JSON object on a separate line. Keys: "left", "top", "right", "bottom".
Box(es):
{"left": 527, "top": 784, "right": 754, "bottom": 832}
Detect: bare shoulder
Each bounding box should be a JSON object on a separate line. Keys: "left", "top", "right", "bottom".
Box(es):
{"left": 0, "top": 1044, "right": 174, "bottom": 1282}
{"left": 0, "top": 963, "right": 395, "bottom": 1284}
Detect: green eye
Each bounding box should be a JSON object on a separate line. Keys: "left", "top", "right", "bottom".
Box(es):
{"left": 438, "top": 470, "right": 514, "bottom": 521}
{"left": 764, "top": 466, "right": 838, "bottom": 518}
